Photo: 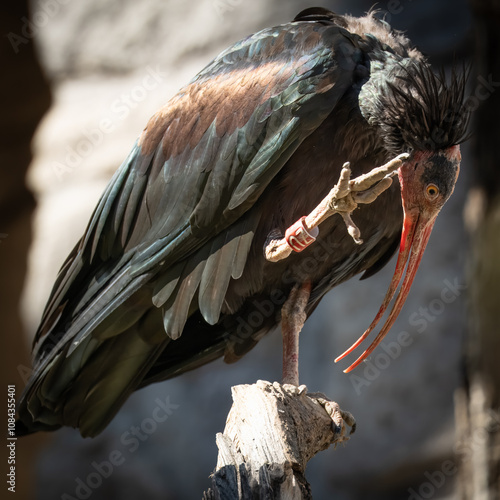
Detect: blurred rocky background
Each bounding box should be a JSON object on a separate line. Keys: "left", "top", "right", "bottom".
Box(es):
{"left": 1, "top": 2, "right": 51, "bottom": 499}
{"left": 4, "top": 0, "right": 495, "bottom": 498}
{"left": 457, "top": 1, "right": 500, "bottom": 498}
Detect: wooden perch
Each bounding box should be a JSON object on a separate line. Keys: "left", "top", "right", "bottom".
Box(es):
{"left": 203, "top": 380, "right": 355, "bottom": 499}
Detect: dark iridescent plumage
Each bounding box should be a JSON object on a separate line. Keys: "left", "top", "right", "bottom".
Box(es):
{"left": 17, "top": 8, "right": 469, "bottom": 437}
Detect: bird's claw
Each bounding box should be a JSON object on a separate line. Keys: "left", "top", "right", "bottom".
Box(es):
{"left": 286, "top": 386, "right": 357, "bottom": 442}
{"left": 341, "top": 212, "right": 362, "bottom": 244}
{"left": 264, "top": 153, "right": 408, "bottom": 261}
{"left": 308, "top": 393, "right": 356, "bottom": 443}
{"left": 348, "top": 153, "right": 408, "bottom": 192}
{"left": 281, "top": 383, "right": 308, "bottom": 396}
{"left": 324, "top": 154, "right": 406, "bottom": 245}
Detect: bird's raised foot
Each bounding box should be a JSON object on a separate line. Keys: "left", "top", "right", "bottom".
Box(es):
{"left": 264, "top": 153, "right": 409, "bottom": 262}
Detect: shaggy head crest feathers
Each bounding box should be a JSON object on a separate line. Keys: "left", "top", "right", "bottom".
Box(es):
{"left": 375, "top": 62, "right": 470, "bottom": 153}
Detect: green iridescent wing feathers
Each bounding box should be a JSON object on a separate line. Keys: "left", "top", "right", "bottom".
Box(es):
{"left": 19, "top": 20, "right": 361, "bottom": 436}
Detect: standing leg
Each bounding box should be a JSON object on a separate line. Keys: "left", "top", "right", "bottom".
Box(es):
{"left": 281, "top": 281, "right": 312, "bottom": 386}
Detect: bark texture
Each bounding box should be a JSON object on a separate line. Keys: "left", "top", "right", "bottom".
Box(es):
{"left": 204, "top": 381, "right": 355, "bottom": 499}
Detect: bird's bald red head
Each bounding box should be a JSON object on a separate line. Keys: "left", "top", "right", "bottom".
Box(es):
{"left": 335, "top": 145, "right": 461, "bottom": 372}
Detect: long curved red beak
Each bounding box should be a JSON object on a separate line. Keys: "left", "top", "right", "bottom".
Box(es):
{"left": 334, "top": 209, "right": 436, "bottom": 372}
{"left": 335, "top": 146, "right": 460, "bottom": 373}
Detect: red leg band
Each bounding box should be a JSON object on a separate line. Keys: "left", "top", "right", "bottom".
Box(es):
{"left": 285, "top": 217, "right": 319, "bottom": 252}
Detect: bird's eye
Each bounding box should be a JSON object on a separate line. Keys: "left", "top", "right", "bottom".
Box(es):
{"left": 425, "top": 184, "right": 440, "bottom": 200}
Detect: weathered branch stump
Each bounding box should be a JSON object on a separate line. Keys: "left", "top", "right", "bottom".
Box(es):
{"left": 203, "top": 380, "right": 355, "bottom": 499}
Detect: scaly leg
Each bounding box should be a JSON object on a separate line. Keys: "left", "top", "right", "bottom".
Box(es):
{"left": 281, "top": 281, "right": 312, "bottom": 386}
{"left": 265, "top": 153, "right": 409, "bottom": 262}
